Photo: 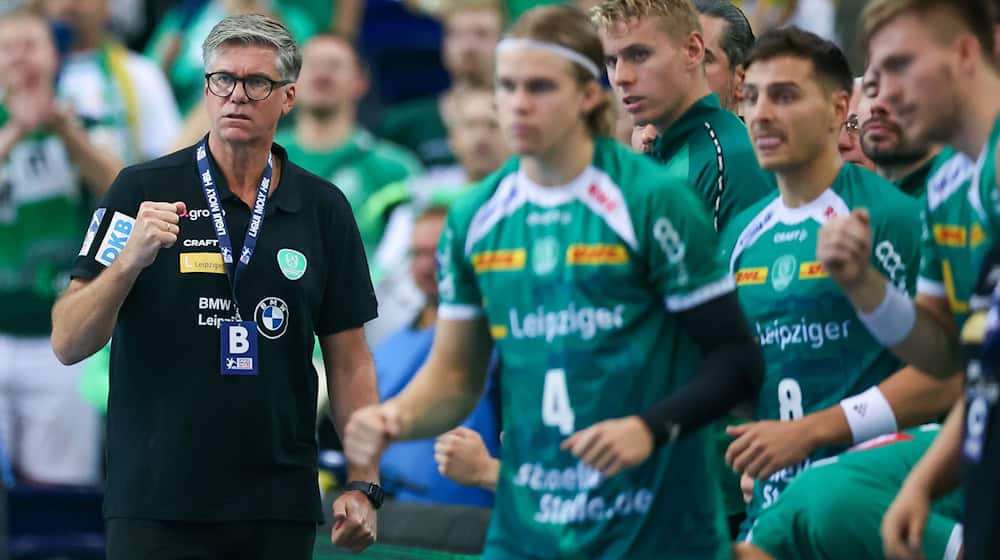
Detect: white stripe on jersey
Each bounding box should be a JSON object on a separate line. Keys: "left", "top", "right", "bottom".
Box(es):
{"left": 575, "top": 169, "right": 639, "bottom": 251}
{"left": 466, "top": 174, "right": 526, "bottom": 256}
{"left": 728, "top": 189, "right": 851, "bottom": 272}
{"left": 916, "top": 277, "right": 948, "bottom": 298}
{"left": 926, "top": 152, "right": 975, "bottom": 212}
{"left": 664, "top": 275, "right": 735, "bottom": 312}
{"left": 438, "top": 303, "right": 485, "bottom": 320}
{"left": 968, "top": 148, "right": 989, "bottom": 222}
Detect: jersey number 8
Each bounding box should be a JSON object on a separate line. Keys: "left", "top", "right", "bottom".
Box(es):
{"left": 777, "top": 378, "right": 804, "bottom": 420}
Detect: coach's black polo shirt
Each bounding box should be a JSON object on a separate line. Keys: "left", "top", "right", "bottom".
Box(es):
{"left": 72, "top": 138, "right": 377, "bottom": 523}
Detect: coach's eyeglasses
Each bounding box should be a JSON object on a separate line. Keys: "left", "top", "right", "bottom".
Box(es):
{"left": 205, "top": 72, "right": 292, "bottom": 101}
{"left": 843, "top": 113, "right": 860, "bottom": 138}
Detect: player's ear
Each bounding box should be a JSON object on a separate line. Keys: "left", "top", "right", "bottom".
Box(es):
{"left": 282, "top": 84, "right": 296, "bottom": 116}
{"left": 830, "top": 89, "right": 849, "bottom": 133}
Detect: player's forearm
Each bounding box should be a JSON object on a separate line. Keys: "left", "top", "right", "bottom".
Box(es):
{"left": 391, "top": 365, "right": 485, "bottom": 442}
{"left": 327, "top": 342, "right": 380, "bottom": 482}
{"left": 904, "top": 398, "right": 964, "bottom": 501}
{"left": 51, "top": 263, "right": 140, "bottom": 364}
{"left": 53, "top": 117, "right": 123, "bottom": 196}
{"left": 477, "top": 457, "right": 500, "bottom": 491}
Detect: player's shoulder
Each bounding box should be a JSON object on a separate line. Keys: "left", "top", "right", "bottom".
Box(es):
{"left": 840, "top": 163, "right": 920, "bottom": 214}
{"left": 590, "top": 137, "right": 701, "bottom": 205}
{"left": 926, "top": 147, "right": 975, "bottom": 213}
{"left": 446, "top": 157, "right": 520, "bottom": 233}
{"left": 721, "top": 191, "right": 783, "bottom": 248}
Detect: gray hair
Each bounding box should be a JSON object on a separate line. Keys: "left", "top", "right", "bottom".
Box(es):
{"left": 693, "top": 0, "right": 755, "bottom": 69}
{"left": 202, "top": 14, "right": 302, "bottom": 82}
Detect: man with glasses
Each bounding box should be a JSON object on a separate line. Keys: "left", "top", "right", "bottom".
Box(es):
{"left": 50, "top": 14, "right": 381, "bottom": 558}
{"left": 838, "top": 78, "right": 876, "bottom": 171}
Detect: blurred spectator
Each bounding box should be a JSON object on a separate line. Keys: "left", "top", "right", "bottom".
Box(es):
{"left": 275, "top": 34, "right": 421, "bottom": 216}
{"left": 374, "top": 205, "right": 499, "bottom": 506}
{"left": 0, "top": 9, "right": 122, "bottom": 486}
{"left": 281, "top": 0, "right": 363, "bottom": 39}
{"left": 379, "top": 0, "right": 502, "bottom": 170}
{"left": 694, "top": 0, "right": 754, "bottom": 113}
{"left": 838, "top": 77, "right": 875, "bottom": 171}
{"left": 39, "top": 0, "right": 181, "bottom": 164}
{"left": 144, "top": 0, "right": 318, "bottom": 115}
{"left": 363, "top": 85, "right": 509, "bottom": 344}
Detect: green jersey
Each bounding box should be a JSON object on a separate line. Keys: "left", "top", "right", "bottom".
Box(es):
{"left": 917, "top": 148, "right": 988, "bottom": 328}
{"left": 749, "top": 425, "right": 964, "bottom": 560}
{"left": 976, "top": 116, "right": 1000, "bottom": 235}
{"left": 274, "top": 129, "right": 422, "bottom": 216}
{"left": 438, "top": 138, "right": 732, "bottom": 559}
{"left": 378, "top": 96, "right": 454, "bottom": 169}
{"left": 720, "top": 163, "right": 922, "bottom": 528}
{"left": 648, "top": 93, "right": 775, "bottom": 232}
{"left": 894, "top": 155, "right": 937, "bottom": 199}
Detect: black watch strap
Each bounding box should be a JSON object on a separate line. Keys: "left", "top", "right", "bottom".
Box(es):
{"left": 345, "top": 480, "right": 384, "bottom": 509}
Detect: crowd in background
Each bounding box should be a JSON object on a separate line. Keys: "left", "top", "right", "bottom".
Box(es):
{"left": 1, "top": 0, "right": 871, "bottom": 510}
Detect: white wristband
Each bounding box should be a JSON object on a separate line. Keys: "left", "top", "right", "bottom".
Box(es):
{"left": 840, "top": 386, "right": 898, "bottom": 444}
{"left": 858, "top": 279, "right": 915, "bottom": 347}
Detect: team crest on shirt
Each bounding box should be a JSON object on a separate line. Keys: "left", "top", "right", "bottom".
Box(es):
{"left": 277, "top": 248, "right": 308, "bottom": 280}
{"left": 770, "top": 255, "right": 797, "bottom": 291}
{"left": 255, "top": 297, "right": 289, "bottom": 339}
{"left": 532, "top": 237, "right": 560, "bottom": 275}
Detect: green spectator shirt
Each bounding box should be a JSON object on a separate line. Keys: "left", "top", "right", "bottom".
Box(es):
{"left": 439, "top": 138, "right": 732, "bottom": 559}
{"left": 0, "top": 104, "right": 90, "bottom": 335}
{"left": 720, "top": 163, "right": 922, "bottom": 531}
{"left": 648, "top": 93, "right": 775, "bottom": 232}
{"left": 379, "top": 96, "right": 454, "bottom": 169}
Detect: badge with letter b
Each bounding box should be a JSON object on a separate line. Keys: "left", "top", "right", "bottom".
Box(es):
{"left": 220, "top": 320, "right": 258, "bottom": 375}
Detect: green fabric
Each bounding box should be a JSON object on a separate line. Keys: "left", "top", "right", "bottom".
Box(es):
{"left": 281, "top": 0, "right": 337, "bottom": 31}
{"left": 720, "top": 164, "right": 922, "bottom": 532}
{"left": 504, "top": 0, "right": 564, "bottom": 21}
{"left": 145, "top": 2, "right": 319, "bottom": 114}
{"left": 749, "top": 425, "right": 963, "bottom": 560}
{"left": 711, "top": 416, "right": 746, "bottom": 517}
{"left": 440, "top": 138, "right": 731, "bottom": 559}
{"left": 0, "top": 104, "right": 91, "bottom": 335}
{"left": 648, "top": 93, "right": 776, "bottom": 232}
{"left": 378, "top": 97, "right": 454, "bottom": 169}
{"left": 979, "top": 115, "right": 1000, "bottom": 235}
{"left": 314, "top": 541, "right": 479, "bottom": 559}
{"left": 917, "top": 148, "right": 989, "bottom": 329}
{"left": 81, "top": 344, "right": 111, "bottom": 413}
{"left": 893, "top": 155, "right": 937, "bottom": 199}
{"left": 275, "top": 128, "right": 422, "bottom": 215}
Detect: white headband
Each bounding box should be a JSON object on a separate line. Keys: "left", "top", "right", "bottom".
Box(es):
{"left": 496, "top": 38, "right": 602, "bottom": 80}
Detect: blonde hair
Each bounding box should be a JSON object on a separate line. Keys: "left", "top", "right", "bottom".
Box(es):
{"left": 507, "top": 5, "right": 613, "bottom": 137}
{"left": 589, "top": 0, "right": 702, "bottom": 43}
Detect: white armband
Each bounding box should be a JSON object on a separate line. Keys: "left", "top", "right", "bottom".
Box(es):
{"left": 840, "top": 386, "right": 898, "bottom": 444}
{"left": 858, "top": 279, "right": 916, "bottom": 347}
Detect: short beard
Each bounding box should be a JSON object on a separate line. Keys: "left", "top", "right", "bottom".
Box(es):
{"left": 867, "top": 148, "right": 930, "bottom": 168}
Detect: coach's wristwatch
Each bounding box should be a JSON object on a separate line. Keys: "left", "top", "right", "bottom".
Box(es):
{"left": 345, "top": 481, "right": 384, "bottom": 509}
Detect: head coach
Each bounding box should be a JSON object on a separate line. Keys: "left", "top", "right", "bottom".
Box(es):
{"left": 50, "top": 14, "right": 380, "bottom": 558}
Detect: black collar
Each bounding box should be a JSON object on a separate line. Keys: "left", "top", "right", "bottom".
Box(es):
{"left": 200, "top": 135, "right": 301, "bottom": 215}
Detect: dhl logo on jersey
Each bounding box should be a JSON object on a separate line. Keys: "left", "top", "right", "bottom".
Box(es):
{"left": 565, "top": 244, "right": 629, "bottom": 265}
{"left": 934, "top": 225, "right": 967, "bottom": 247}
{"left": 472, "top": 249, "right": 526, "bottom": 272}
{"left": 799, "top": 261, "right": 828, "bottom": 279}
{"left": 736, "top": 267, "right": 768, "bottom": 285}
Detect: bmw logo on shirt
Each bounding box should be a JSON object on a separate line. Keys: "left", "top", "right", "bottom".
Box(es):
{"left": 255, "top": 297, "right": 289, "bottom": 339}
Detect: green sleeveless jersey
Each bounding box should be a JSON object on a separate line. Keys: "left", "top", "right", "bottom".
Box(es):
{"left": 917, "top": 148, "right": 988, "bottom": 328}
{"left": 438, "top": 138, "right": 733, "bottom": 559}
{"left": 0, "top": 104, "right": 90, "bottom": 335}
{"left": 720, "top": 163, "right": 922, "bottom": 528}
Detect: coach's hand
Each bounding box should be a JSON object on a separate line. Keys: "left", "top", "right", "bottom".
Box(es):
{"left": 331, "top": 490, "right": 377, "bottom": 553}
{"left": 343, "top": 402, "right": 401, "bottom": 468}
{"left": 561, "top": 416, "right": 653, "bottom": 477}
{"left": 118, "top": 201, "right": 186, "bottom": 272}
{"left": 881, "top": 481, "right": 931, "bottom": 560}
{"left": 817, "top": 208, "right": 873, "bottom": 290}
{"left": 725, "top": 420, "right": 815, "bottom": 480}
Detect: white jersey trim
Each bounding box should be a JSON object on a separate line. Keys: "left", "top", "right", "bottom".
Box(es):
{"left": 438, "top": 303, "right": 484, "bottom": 320}
{"left": 917, "top": 277, "right": 948, "bottom": 298}
{"left": 728, "top": 189, "right": 850, "bottom": 272}
{"left": 927, "top": 152, "right": 975, "bottom": 212}
{"left": 664, "top": 276, "right": 735, "bottom": 312}
{"left": 968, "top": 147, "right": 989, "bottom": 222}
{"left": 944, "top": 523, "right": 963, "bottom": 560}
{"left": 465, "top": 173, "right": 527, "bottom": 256}
{"left": 575, "top": 169, "right": 639, "bottom": 250}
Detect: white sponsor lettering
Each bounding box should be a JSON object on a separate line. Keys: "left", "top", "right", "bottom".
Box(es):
{"left": 526, "top": 210, "right": 572, "bottom": 226}
{"left": 79, "top": 208, "right": 105, "bottom": 255}
{"left": 533, "top": 488, "right": 653, "bottom": 525}
{"left": 183, "top": 238, "right": 219, "bottom": 247}
{"left": 95, "top": 212, "right": 135, "bottom": 267}
{"left": 198, "top": 313, "right": 238, "bottom": 328}
{"left": 755, "top": 319, "right": 850, "bottom": 350}
{"left": 875, "top": 241, "right": 907, "bottom": 290}
{"left": 509, "top": 303, "right": 625, "bottom": 342}
{"left": 199, "top": 297, "right": 232, "bottom": 311}
{"left": 186, "top": 209, "right": 213, "bottom": 221}
{"left": 773, "top": 229, "right": 807, "bottom": 244}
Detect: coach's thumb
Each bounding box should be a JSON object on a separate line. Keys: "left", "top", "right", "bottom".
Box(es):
{"left": 175, "top": 201, "right": 188, "bottom": 217}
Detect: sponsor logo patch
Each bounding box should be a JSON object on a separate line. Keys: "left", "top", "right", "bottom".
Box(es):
{"left": 277, "top": 248, "right": 308, "bottom": 280}
{"left": 79, "top": 208, "right": 105, "bottom": 256}
{"left": 180, "top": 252, "right": 226, "bottom": 274}
{"left": 567, "top": 244, "right": 629, "bottom": 266}
{"left": 255, "top": 297, "right": 289, "bottom": 339}
{"left": 934, "top": 224, "right": 967, "bottom": 247}
{"left": 770, "top": 255, "right": 797, "bottom": 291}
{"left": 736, "top": 267, "right": 768, "bottom": 285}
{"left": 799, "top": 261, "right": 828, "bottom": 279}
{"left": 95, "top": 211, "right": 135, "bottom": 267}
{"left": 472, "top": 249, "right": 526, "bottom": 272}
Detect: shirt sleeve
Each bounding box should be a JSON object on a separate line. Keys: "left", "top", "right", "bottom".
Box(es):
{"left": 314, "top": 193, "right": 379, "bottom": 335}
{"left": 871, "top": 195, "right": 923, "bottom": 296}
{"left": 436, "top": 207, "right": 484, "bottom": 320}
{"left": 641, "top": 181, "right": 735, "bottom": 313}
{"left": 917, "top": 204, "right": 948, "bottom": 298}
{"left": 71, "top": 168, "right": 143, "bottom": 281}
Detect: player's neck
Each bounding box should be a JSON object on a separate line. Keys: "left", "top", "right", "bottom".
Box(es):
{"left": 876, "top": 147, "right": 940, "bottom": 182}
{"left": 295, "top": 106, "right": 355, "bottom": 151}
{"left": 652, "top": 79, "right": 713, "bottom": 131}
{"left": 208, "top": 132, "right": 280, "bottom": 206}
{"left": 951, "top": 72, "right": 1000, "bottom": 158}
{"left": 522, "top": 130, "right": 594, "bottom": 187}
{"left": 776, "top": 147, "right": 844, "bottom": 208}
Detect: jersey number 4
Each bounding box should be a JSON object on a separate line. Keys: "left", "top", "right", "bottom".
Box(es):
{"left": 542, "top": 369, "right": 575, "bottom": 435}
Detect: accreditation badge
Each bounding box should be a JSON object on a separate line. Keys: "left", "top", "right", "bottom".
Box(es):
{"left": 220, "top": 320, "right": 259, "bottom": 376}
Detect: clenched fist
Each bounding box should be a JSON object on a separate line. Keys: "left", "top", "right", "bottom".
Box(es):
{"left": 435, "top": 427, "right": 499, "bottom": 490}
{"left": 343, "top": 402, "right": 402, "bottom": 469}
{"left": 817, "top": 208, "right": 873, "bottom": 289}
{"left": 118, "top": 201, "right": 186, "bottom": 272}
